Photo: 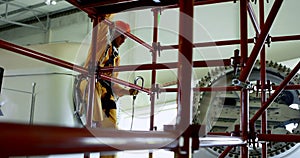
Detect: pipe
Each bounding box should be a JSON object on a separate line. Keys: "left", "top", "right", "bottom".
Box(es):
{"left": 150, "top": 9, "right": 159, "bottom": 131}
{"left": 99, "top": 74, "right": 152, "bottom": 94}
{"left": 162, "top": 86, "right": 241, "bottom": 92}
{"left": 259, "top": 0, "right": 267, "bottom": 157}
{"left": 0, "top": 40, "right": 148, "bottom": 96}
{"left": 177, "top": 0, "right": 194, "bottom": 128}
{"left": 258, "top": 134, "right": 300, "bottom": 142}
{"left": 0, "top": 39, "right": 88, "bottom": 75}
{"left": 99, "top": 59, "right": 231, "bottom": 72}
{"left": 0, "top": 122, "right": 177, "bottom": 157}
{"left": 86, "top": 18, "right": 99, "bottom": 127}
{"left": 247, "top": 1, "right": 260, "bottom": 35}
{"left": 239, "top": 0, "right": 284, "bottom": 82}
{"left": 176, "top": 0, "right": 194, "bottom": 156}
{"left": 103, "top": 19, "right": 154, "bottom": 52}
{"left": 240, "top": 0, "right": 249, "bottom": 157}
{"left": 29, "top": 82, "right": 36, "bottom": 125}
{"left": 65, "top": 0, "right": 97, "bottom": 18}
{"left": 162, "top": 0, "right": 233, "bottom": 10}
{"left": 161, "top": 33, "right": 300, "bottom": 50}
{"left": 250, "top": 61, "right": 300, "bottom": 124}
{"left": 272, "top": 84, "right": 300, "bottom": 90}
{"left": 219, "top": 146, "right": 234, "bottom": 158}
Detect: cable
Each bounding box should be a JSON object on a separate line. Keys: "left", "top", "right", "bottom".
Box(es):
{"left": 130, "top": 95, "right": 136, "bottom": 130}
{"left": 130, "top": 76, "right": 144, "bottom": 130}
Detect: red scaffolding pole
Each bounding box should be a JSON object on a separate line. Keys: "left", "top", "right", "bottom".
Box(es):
{"left": 1, "top": 0, "right": 300, "bottom": 157}
{"left": 259, "top": 0, "right": 267, "bottom": 157}
{"left": 239, "top": 0, "right": 284, "bottom": 82}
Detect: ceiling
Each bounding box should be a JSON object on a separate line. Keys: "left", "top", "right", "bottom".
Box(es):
{"left": 0, "top": 0, "right": 76, "bottom": 30}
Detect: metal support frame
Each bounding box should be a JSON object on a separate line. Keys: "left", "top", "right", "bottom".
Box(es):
{"left": 259, "top": 0, "right": 267, "bottom": 157}
{"left": 0, "top": 0, "right": 300, "bottom": 157}
{"left": 0, "top": 0, "right": 50, "bottom": 31}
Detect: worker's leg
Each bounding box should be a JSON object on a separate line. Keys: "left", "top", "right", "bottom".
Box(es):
{"left": 99, "top": 109, "right": 117, "bottom": 158}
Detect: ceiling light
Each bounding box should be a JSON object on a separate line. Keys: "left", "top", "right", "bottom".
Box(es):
{"left": 153, "top": 0, "right": 161, "bottom": 3}
{"left": 51, "top": 0, "right": 57, "bottom": 5}
{"left": 45, "top": 0, "right": 57, "bottom": 5}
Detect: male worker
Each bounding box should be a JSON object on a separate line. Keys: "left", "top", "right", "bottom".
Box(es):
{"left": 79, "top": 20, "right": 138, "bottom": 129}
{"left": 97, "top": 20, "right": 138, "bottom": 128}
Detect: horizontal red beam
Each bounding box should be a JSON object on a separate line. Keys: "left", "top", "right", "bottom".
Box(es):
{"left": 161, "top": 0, "right": 233, "bottom": 10}
{"left": 0, "top": 39, "right": 88, "bottom": 75}
{"left": 207, "top": 132, "right": 232, "bottom": 136}
{"left": 161, "top": 33, "right": 300, "bottom": 50}
{"left": 160, "top": 86, "right": 241, "bottom": 92}
{"left": 103, "top": 19, "right": 154, "bottom": 52}
{"left": 0, "top": 40, "right": 148, "bottom": 94}
{"left": 99, "top": 74, "right": 152, "bottom": 94}
{"left": 65, "top": 0, "right": 97, "bottom": 18}
{"left": 100, "top": 59, "right": 231, "bottom": 72}
{"left": 258, "top": 134, "right": 300, "bottom": 142}
{"left": 273, "top": 84, "right": 300, "bottom": 90}
{"left": 0, "top": 122, "right": 177, "bottom": 157}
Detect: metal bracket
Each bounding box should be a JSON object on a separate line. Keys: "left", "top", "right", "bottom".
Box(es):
{"left": 254, "top": 35, "right": 272, "bottom": 47}
{"left": 255, "top": 80, "right": 273, "bottom": 97}
{"left": 152, "top": 42, "right": 161, "bottom": 57}
{"left": 232, "top": 79, "right": 253, "bottom": 89}
{"left": 231, "top": 49, "right": 241, "bottom": 76}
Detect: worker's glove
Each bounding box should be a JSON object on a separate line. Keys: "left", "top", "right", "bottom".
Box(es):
{"left": 129, "top": 89, "right": 139, "bottom": 96}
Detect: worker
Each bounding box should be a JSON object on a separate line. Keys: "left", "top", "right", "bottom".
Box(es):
{"left": 97, "top": 20, "right": 138, "bottom": 128}
{"left": 79, "top": 20, "right": 138, "bottom": 129}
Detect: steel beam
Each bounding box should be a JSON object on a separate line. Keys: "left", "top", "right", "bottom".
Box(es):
{"left": 176, "top": 0, "right": 194, "bottom": 156}
{"left": 103, "top": 19, "right": 154, "bottom": 52}
{"left": 258, "top": 134, "right": 300, "bottom": 142}
{"left": 65, "top": 0, "right": 97, "bottom": 18}
{"left": 0, "top": 39, "right": 148, "bottom": 94}
{"left": 239, "top": 0, "right": 284, "bottom": 82}
{"left": 150, "top": 9, "right": 159, "bottom": 131}
{"left": 259, "top": 0, "right": 267, "bottom": 157}
{"left": 0, "top": 122, "right": 177, "bottom": 157}
{"left": 161, "top": 33, "right": 300, "bottom": 50}
{"left": 0, "top": 39, "right": 87, "bottom": 75}
{"left": 99, "top": 59, "right": 231, "bottom": 72}
{"left": 86, "top": 18, "right": 99, "bottom": 127}
{"left": 247, "top": 1, "right": 260, "bottom": 35}
{"left": 219, "top": 146, "right": 235, "bottom": 158}
{"left": 239, "top": 1, "right": 249, "bottom": 157}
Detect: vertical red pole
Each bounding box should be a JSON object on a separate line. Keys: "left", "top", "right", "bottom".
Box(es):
{"left": 259, "top": 0, "right": 267, "bottom": 157}
{"left": 150, "top": 9, "right": 159, "bottom": 131}
{"left": 86, "top": 18, "right": 99, "bottom": 128}
{"left": 240, "top": 0, "right": 249, "bottom": 157}
{"left": 239, "top": 0, "right": 284, "bottom": 82}
{"left": 177, "top": 0, "right": 193, "bottom": 157}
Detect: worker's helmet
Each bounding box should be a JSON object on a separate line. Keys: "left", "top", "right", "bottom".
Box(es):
{"left": 115, "top": 20, "right": 130, "bottom": 33}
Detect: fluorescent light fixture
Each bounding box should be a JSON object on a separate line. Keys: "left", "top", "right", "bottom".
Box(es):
{"left": 45, "top": 0, "right": 57, "bottom": 5}
{"left": 153, "top": 0, "right": 161, "bottom": 3}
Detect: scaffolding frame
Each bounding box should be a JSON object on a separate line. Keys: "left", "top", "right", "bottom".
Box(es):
{"left": 0, "top": 0, "right": 300, "bottom": 157}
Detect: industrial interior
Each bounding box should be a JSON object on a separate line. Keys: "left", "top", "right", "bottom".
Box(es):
{"left": 0, "top": 0, "right": 300, "bottom": 158}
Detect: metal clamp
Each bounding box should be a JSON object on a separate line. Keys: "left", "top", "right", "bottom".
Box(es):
{"left": 152, "top": 42, "right": 161, "bottom": 57}
{"left": 231, "top": 49, "right": 241, "bottom": 76}
{"left": 232, "top": 79, "right": 253, "bottom": 89}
